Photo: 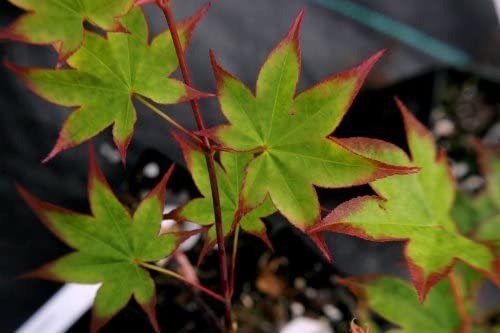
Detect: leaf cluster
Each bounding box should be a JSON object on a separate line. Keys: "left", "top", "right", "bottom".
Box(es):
{"left": 3, "top": 1, "right": 499, "bottom": 332}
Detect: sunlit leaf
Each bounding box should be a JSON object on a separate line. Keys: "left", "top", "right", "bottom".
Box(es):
{"left": 18, "top": 145, "right": 189, "bottom": 332}
{"left": 208, "top": 12, "right": 415, "bottom": 230}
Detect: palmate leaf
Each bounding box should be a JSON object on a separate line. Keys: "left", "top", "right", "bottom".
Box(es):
{"left": 207, "top": 12, "right": 416, "bottom": 230}
{"left": 18, "top": 145, "right": 190, "bottom": 332}
{"left": 170, "top": 132, "right": 276, "bottom": 261}
{"left": 7, "top": 6, "right": 210, "bottom": 163}
{"left": 453, "top": 141, "right": 500, "bottom": 248}
{"left": 309, "top": 99, "right": 500, "bottom": 301}
{"left": 1, "top": 0, "right": 135, "bottom": 61}
{"left": 339, "top": 276, "right": 465, "bottom": 333}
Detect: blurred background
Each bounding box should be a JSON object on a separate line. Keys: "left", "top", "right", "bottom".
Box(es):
{"left": 1, "top": 0, "right": 499, "bottom": 332}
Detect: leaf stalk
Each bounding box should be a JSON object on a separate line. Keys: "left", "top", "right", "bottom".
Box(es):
{"left": 135, "top": 94, "right": 206, "bottom": 148}
{"left": 139, "top": 262, "right": 225, "bottom": 303}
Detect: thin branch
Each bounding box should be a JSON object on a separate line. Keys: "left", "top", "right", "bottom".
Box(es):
{"left": 135, "top": 94, "right": 205, "bottom": 147}
{"left": 139, "top": 262, "right": 225, "bottom": 303}
{"left": 157, "top": 2, "right": 233, "bottom": 330}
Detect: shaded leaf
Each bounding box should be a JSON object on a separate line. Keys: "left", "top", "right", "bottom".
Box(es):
{"left": 2, "top": 0, "right": 135, "bottom": 60}
{"left": 7, "top": 6, "right": 210, "bottom": 163}
{"left": 171, "top": 132, "right": 276, "bottom": 260}
{"left": 452, "top": 141, "right": 500, "bottom": 247}
{"left": 309, "top": 99, "right": 499, "bottom": 300}
{"left": 340, "top": 276, "right": 463, "bottom": 333}
{"left": 208, "top": 12, "right": 415, "bottom": 230}
{"left": 18, "top": 145, "right": 188, "bottom": 332}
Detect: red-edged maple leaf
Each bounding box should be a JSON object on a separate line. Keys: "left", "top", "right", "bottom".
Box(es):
{"left": 17, "top": 145, "right": 194, "bottom": 332}
{"left": 339, "top": 276, "right": 466, "bottom": 333}
{"left": 206, "top": 11, "right": 416, "bottom": 231}
{"left": 309, "top": 98, "right": 500, "bottom": 301}
{"left": 1, "top": 0, "right": 135, "bottom": 62}
{"left": 6, "top": 5, "right": 210, "bottom": 163}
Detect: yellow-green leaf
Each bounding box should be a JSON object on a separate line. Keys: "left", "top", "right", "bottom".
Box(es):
{"left": 2, "top": 0, "right": 135, "bottom": 60}
{"left": 309, "top": 99, "right": 499, "bottom": 300}
{"left": 7, "top": 6, "right": 210, "bottom": 163}
{"left": 208, "top": 12, "right": 415, "bottom": 230}
{"left": 18, "top": 145, "right": 187, "bottom": 332}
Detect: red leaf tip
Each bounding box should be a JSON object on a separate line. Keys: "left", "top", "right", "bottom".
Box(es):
{"left": 285, "top": 10, "right": 305, "bottom": 46}
{"left": 113, "top": 133, "right": 133, "bottom": 168}
{"left": 4, "top": 60, "right": 28, "bottom": 76}
{"left": 144, "top": 163, "right": 175, "bottom": 204}
{"left": 87, "top": 142, "right": 108, "bottom": 188}
{"left": 178, "top": 2, "right": 211, "bottom": 43}
{"left": 42, "top": 143, "right": 63, "bottom": 164}
{"left": 135, "top": 0, "right": 156, "bottom": 6}
{"left": 394, "top": 96, "right": 430, "bottom": 139}
{"left": 209, "top": 49, "right": 240, "bottom": 87}
{"left": 358, "top": 49, "right": 385, "bottom": 74}
{"left": 307, "top": 232, "right": 333, "bottom": 263}
{"left": 16, "top": 182, "right": 39, "bottom": 211}
{"left": 42, "top": 127, "right": 78, "bottom": 163}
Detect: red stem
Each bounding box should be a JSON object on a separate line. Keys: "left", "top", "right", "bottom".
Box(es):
{"left": 157, "top": 1, "right": 232, "bottom": 330}
{"left": 140, "top": 262, "right": 225, "bottom": 303}
{"left": 176, "top": 274, "right": 226, "bottom": 303}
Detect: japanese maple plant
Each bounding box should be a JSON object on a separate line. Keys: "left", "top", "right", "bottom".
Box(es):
{"left": 3, "top": 0, "right": 498, "bottom": 332}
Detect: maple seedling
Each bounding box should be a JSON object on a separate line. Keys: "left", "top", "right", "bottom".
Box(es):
{"left": 4, "top": 0, "right": 499, "bottom": 331}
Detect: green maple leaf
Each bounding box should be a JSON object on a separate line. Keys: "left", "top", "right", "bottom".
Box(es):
{"left": 309, "top": 98, "right": 499, "bottom": 300}
{"left": 18, "top": 146, "right": 190, "bottom": 332}
{"left": 7, "top": 6, "right": 210, "bottom": 163}
{"left": 207, "top": 12, "right": 415, "bottom": 230}
{"left": 339, "top": 276, "right": 465, "bottom": 333}
{"left": 2, "top": 0, "right": 135, "bottom": 60}
{"left": 453, "top": 141, "right": 500, "bottom": 248}
{"left": 170, "top": 132, "right": 276, "bottom": 260}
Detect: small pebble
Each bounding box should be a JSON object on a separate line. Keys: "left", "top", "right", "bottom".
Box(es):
{"left": 433, "top": 118, "right": 455, "bottom": 137}
{"left": 294, "top": 277, "right": 306, "bottom": 290}
{"left": 143, "top": 162, "right": 160, "bottom": 178}
{"left": 322, "top": 304, "right": 343, "bottom": 322}
{"left": 99, "top": 142, "right": 121, "bottom": 164}
{"left": 304, "top": 287, "right": 317, "bottom": 299}
{"left": 241, "top": 294, "right": 254, "bottom": 308}
{"left": 290, "top": 302, "right": 305, "bottom": 317}
{"left": 452, "top": 161, "right": 469, "bottom": 178}
{"left": 460, "top": 175, "right": 484, "bottom": 192}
